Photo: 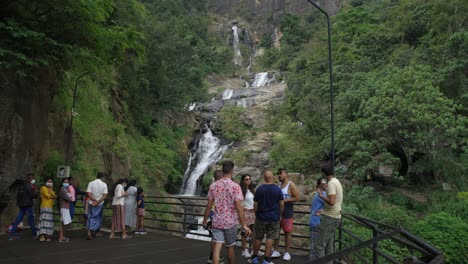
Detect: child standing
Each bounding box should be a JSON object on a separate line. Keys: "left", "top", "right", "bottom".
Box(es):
{"left": 59, "top": 178, "right": 73, "bottom": 242}
{"left": 135, "top": 187, "right": 147, "bottom": 234}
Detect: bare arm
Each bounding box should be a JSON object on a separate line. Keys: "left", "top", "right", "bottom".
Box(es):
{"left": 287, "top": 182, "right": 301, "bottom": 203}
{"left": 92, "top": 193, "right": 107, "bottom": 206}
{"left": 202, "top": 199, "right": 214, "bottom": 227}
{"left": 279, "top": 200, "right": 285, "bottom": 219}
{"left": 321, "top": 194, "right": 336, "bottom": 206}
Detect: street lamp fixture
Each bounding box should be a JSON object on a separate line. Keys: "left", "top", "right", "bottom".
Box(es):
{"left": 306, "top": 0, "right": 335, "bottom": 169}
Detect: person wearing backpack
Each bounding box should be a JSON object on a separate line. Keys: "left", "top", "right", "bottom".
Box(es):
{"left": 9, "top": 173, "right": 38, "bottom": 240}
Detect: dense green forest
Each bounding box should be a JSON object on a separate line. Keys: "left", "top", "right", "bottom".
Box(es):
{"left": 259, "top": 0, "right": 467, "bottom": 262}
{"left": 1, "top": 0, "right": 467, "bottom": 262}
{"left": 1, "top": 0, "right": 231, "bottom": 190}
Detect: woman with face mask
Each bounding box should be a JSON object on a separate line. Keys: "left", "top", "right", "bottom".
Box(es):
{"left": 38, "top": 178, "right": 57, "bottom": 242}
{"left": 59, "top": 178, "right": 73, "bottom": 242}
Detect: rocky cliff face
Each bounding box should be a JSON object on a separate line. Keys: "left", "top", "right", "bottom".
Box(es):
{"left": 0, "top": 69, "right": 59, "bottom": 227}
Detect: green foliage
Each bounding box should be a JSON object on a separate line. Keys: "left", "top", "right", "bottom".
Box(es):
{"left": 426, "top": 191, "right": 468, "bottom": 221}
{"left": 345, "top": 185, "right": 377, "bottom": 212}
{"left": 387, "top": 192, "right": 412, "bottom": 208}
{"left": 413, "top": 212, "right": 468, "bottom": 263}
{"left": 218, "top": 106, "right": 249, "bottom": 141}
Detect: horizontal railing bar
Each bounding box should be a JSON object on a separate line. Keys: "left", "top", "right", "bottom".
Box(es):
{"left": 306, "top": 230, "right": 400, "bottom": 264}
{"left": 341, "top": 228, "right": 400, "bottom": 264}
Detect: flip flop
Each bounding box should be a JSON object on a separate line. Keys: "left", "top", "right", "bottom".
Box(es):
{"left": 109, "top": 235, "right": 120, "bottom": 240}
{"left": 121, "top": 235, "right": 132, "bottom": 239}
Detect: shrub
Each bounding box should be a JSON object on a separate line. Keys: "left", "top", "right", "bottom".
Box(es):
{"left": 412, "top": 212, "right": 468, "bottom": 263}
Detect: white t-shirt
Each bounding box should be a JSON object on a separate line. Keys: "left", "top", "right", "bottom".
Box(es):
{"left": 86, "top": 179, "right": 108, "bottom": 205}
{"left": 242, "top": 189, "right": 254, "bottom": 210}
{"left": 112, "top": 184, "right": 125, "bottom": 206}
{"left": 323, "top": 177, "right": 343, "bottom": 219}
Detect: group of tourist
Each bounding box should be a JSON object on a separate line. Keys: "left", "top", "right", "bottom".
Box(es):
{"left": 8, "top": 172, "right": 146, "bottom": 242}
{"left": 203, "top": 160, "right": 342, "bottom": 264}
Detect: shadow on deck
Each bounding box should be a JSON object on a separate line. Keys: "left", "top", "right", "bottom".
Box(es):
{"left": 0, "top": 229, "right": 309, "bottom": 264}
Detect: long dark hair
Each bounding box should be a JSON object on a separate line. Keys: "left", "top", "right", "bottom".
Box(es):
{"left": 240, "top": 174, "right": 255, "bottom": 198}
{"left": 124, "top": 179, "right": 136, "bottom": 191}
{"left": 111, "top": 178, "right": 128, "bottom": 197}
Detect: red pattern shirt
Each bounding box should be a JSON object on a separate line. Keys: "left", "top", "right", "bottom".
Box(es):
{"left": 207, "top": 177, "right": 243, "bottom": 229}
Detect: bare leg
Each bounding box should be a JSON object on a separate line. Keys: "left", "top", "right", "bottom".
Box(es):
{"left": 212, "top": 242, "right": 223, "bottom": 264}
{"left": 265, "top": 239, "right": 274, "bottom": 259}
{"left": 253, "top": 239, "right": 262, "bottom": 255}
{"left": 285, "top": 232, "right": 291, "bottom": 252}
{"left": 226, "top": 245, "right": 235, "bottom": 264}
{"left": 59, "top": 221, "right": 64, "bottom": 240}
{"left": 121, "top": 207, "right": 127, "bottom": 237}
{"left": 274, "top": 238, "right": 280, "bottom": 251}
{"left": 242, "top": 234, "right": 248, "bottom": 250}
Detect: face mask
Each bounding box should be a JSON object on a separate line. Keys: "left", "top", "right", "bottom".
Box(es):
{"left": 63, "top": 183, "right": 69, "bottom": 188}
{"left": 46, "top": 182, "right": 53, "bottom": 187}
{"left": 31, "top": 179, "right": 36, "bottom": 184}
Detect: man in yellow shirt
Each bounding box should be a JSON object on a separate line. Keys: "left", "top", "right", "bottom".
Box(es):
{"left": 314, "top": 163, "right": 343, "bottom": 263}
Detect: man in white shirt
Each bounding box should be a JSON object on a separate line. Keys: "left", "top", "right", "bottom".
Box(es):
{"left": 314, "top": 163, "right": 343, "bottom": 263}
{"left": 86, "top": 172, "right": 108, "bottom": 240}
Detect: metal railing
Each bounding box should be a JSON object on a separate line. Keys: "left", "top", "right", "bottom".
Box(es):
{"left": 62, "top": 196, "right": 444, "bottom": 263}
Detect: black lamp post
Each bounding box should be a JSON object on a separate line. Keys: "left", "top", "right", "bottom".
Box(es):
{"left": 306, "top": 0, "right": 335, "bottom": 169}
{"left": 65, "top": 72, "right": 89, "bottom": 165}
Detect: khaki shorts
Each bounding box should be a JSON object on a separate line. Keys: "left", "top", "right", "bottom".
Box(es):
{"left": 253, "top": 219, "right": 280, "bottom": 240}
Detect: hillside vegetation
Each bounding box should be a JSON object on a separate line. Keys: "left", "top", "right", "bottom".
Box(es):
{"left": 1, "top": 0, "right": 230, "bottom": 190}
{"left": 257, "top": 0, "right": 467, "bottom": 262}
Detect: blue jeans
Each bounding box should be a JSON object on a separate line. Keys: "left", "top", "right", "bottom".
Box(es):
{"left": 70, "top": 202, "right": 76, "bottom": 220}
{"left": 11, "top": 206, "right": 37, "bottom": 237}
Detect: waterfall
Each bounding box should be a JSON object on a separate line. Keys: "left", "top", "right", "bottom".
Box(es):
{"left": 237, "top": 98, "right": 247, "bottom": 108}
{"left": 180, "top": 126, "right": 229, "bottom": 195}
{"left": 232, "top": 25, "right": 242, "bottom": 66}
{"left": 187, "top": 102, "right": 197, "bottom": 111}
{"left": 252, "top": 72, "right": 269, "bottom": 87}
{"left": 222, "top": 89, "right": 234, "bottom": 100}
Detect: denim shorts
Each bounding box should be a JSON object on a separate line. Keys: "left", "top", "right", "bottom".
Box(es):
{"left": 212, "top": 225, "right": 238, "bottom": 246}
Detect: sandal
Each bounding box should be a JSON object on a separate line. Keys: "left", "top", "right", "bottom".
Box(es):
{"left": 121, "top": 235, "right": 132, "bottom": 239}
{"left": 108, "top": 235, "right": 120, "bottom": 240}
{"left": 59, "top": 237, "right": 70, "bottom": 243}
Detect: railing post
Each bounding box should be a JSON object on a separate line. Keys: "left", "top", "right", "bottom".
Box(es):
{"left": 338, "top": 218, "right": 343, "bottom": 251}
{"left": 373, "top": 229, "right": 379, "bottom": 264}
{"left": 180, "top": 198, "right": 187, "bottom": 236}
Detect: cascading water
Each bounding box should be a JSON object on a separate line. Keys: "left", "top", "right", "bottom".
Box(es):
{"left": 237, "top": 98, "right": 247, "bottom": 108}
{"left": 187, "top": 102, "right": 197, "bottom": 111}
{"left": 252, "top": 72, "right": 269, "bottom": 87}
{"left": 180, "top": 126, "right": 229, "bottom": 195}
{"left": 222, "top": 89, "right": 234, "bottom": 100}
{"left": 232, "top": 25, "right": 242, "bottom": 66}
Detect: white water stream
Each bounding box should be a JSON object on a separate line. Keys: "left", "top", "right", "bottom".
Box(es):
{"left": 180, "top": 127, "right": 228, "bottom": 195}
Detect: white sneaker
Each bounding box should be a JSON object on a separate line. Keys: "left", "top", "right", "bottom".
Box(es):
{"left": 242, "top": 249, "right": 251, "bottom": 258}
{"left": 271, "top": 251, "right": 281, "bottom": 258}
{"left": 283, "top": 252, "right": 291, "bottom": 261}
{"left": 257, "top": 250, "right": 264, "bottom": 256}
